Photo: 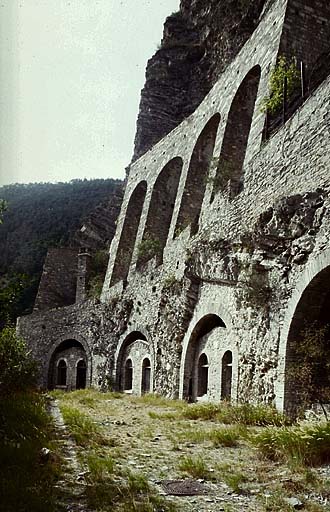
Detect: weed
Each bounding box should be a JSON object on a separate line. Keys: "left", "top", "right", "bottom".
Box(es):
{"left": 182, "top": 401, "right": 290, "bottom": 426}
{"left": 252, "top": 422, "right": 330, "bottom": 466}
{"left": 178, "top": 455, "right": 210, "bottom": 479}
{"left": 261, "top": 55, "right": 300, "bottom": 114}
{"left": 223, "top": 471, "right": 247, "bottom": 493}
{"left": 209, "top": 426, "right": 243, "bottom": 447}
{"left": 60, "top": 405, "right": 106, "bottom": 447}
{"left": 137, "top": 237, "right": 161, "bottom": 262}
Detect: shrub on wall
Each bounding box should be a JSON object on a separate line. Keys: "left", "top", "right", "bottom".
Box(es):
{"left": 137, "top": 237, "right": 161, "bottom": 261}
{"left": 261, "top": 56, "right": 300, "bottom": 114}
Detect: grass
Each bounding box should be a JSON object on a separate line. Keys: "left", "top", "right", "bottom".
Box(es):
{"left": 182, "top": 401, "right": 291, "bottom": 426}
{"left": 178, "top": 455, "right": 210, "bottom": 479}
{"left": 0, "top": 391, "right": 63, "bottom": 512}
{"left": 60, "top": 404, "right": 109, "bottom": 447}
{"left": 252, "top": 421, "right": 330, "bottom": 467}
{"left": 54, "top": 389, "right": 330, "bottom": 511}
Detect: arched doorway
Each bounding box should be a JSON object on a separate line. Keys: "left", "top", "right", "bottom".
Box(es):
{"left": 48, "top": 339, "right": 88, "bottom": 391}
{"left": 221, "top": 351, "right": 233, "bottom": 400}
{"left": 124, "top": 359, "right": 133, "bottom": 391}
{"left": 284, "top": 265, "right": 330, "bottom": 415}
{"left": 197, "top": 353, "right": 209, "bottom": 397}
{"left": 116, "top": 331, "right": 152, "bottom": 395}
{"left": 57, "top": 359, "right": 67, "bottom": 387}
{"left": 76, "top": 359, "right": 87, "bottom": 389}
{"left": 182, "top": 314, "right": 226, "bottom": 401}
{"left": 141, "top": 358, "right": 151, "bottom": 394}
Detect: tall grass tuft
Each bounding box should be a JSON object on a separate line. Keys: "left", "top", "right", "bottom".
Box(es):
{"left": 60, "top": 404, "right": 106, "bottom": 446}
{"left": 253, "top": 422, "right": 330, "bottom": 466}
{"left": 182, "top": 401, "right": 290, "bottom": 426}
{"left": 178, "top": 455, "right": 210, "bottom": 479}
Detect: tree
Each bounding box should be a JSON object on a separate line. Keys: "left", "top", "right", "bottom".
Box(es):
{"left": 0, "top": 327, "right": 38, "bottom": 396}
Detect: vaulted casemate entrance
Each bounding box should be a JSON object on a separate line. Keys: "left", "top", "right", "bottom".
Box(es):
{"left": 182, "top": 314, "right": 231, "bottom": 402}
{"left": 48, "top": 339, "right": 88, "bottom": 391}
{"left": 284, "top": 266, "right": 330, "bottom": 415}
{"left": 116, "top": 331, "right": 152, "bottom": 396}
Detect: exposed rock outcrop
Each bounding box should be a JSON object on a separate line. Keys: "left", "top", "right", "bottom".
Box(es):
{"left": 132, "top": 0, "right": 270, "bottom": 162}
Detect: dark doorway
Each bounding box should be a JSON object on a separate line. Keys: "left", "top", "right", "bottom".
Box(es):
{"left": 76, "top": 359, "right": 87, "bottom": 389}
{"left": 197, "top": 353, "right": 209, "bottom": 397}
{"left": 124, "top": 359, "right": 133, "bottom": 390}
{"left": 141, "top": 358, "right": 151, "bottom": 394}
{"left": 221, "top": 351, "right": 233, "bottom": 400}
{"left": 57, "top": 359, "right": 67, "bottom": 386}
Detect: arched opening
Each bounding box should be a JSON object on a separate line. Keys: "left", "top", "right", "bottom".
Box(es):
{"left": 110, "top": 181, "right": 147, "bottom": 286}
{"left": 57, "top": 360, "right": 67, "bottom": 387}
{"left": 175, "top": 114, "right": 220, "bottom": 237}
{"left": 124, "top": 359, "right": 133, "bottom": 391}
{"left": 141, "top": 358, "right": 151, "bottom": 394}
{"left": 183, "top": 314, "right": 226, "bottom": 401}
{"left": 221, "top": 351, "right": 233, "bottom": 400}
{"left": 48, "top": 339, "right": 87, "bottom": 391}
{"left": 284, "top": 266, "right": 330, "bottom": 415}
{"left": 76, "top": 359, "right": 87, "bottom": 390}
{"left": 197, "top": 353, "right": 209, "bottom": 397}
{"left": 137, "top": 158, "right": 183, "bottom": 268}
{"left": 211, "top": 66, "right": 261, "bottom": 200}
{"left": 116, "top": 331, "right": 149, "bottom": 393}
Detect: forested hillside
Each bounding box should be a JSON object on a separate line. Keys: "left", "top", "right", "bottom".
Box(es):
{"left": 0, "top": 179, "right": 122, "bottom": 323}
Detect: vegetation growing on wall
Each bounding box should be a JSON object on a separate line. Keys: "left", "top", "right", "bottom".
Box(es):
{"left": 137, "top": 236, "right": 161, "bottom": 262}
{"left": 261, "top": 56, "right": 300, "bottom": 114}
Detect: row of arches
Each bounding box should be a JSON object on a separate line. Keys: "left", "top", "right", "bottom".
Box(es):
{"left": 110, "top": 66, "right": 262, "bottom": 287}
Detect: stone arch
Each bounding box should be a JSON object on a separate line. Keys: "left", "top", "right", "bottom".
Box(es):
{"left": 175, "top": 113, "right": 220, "bottom": 237}
{"left": 110, "top": 181, "right": 147, "bottom": 286}
{"left": 277, "top": 251, "right": 330, "bottom": 415}
{"left": 182, "top": 313, "right": 226, "bottom": 401}
{"left": 47, "top": 337, "right": 89, "bottom": 390}
{"left": 115, "top": 330, "right": 152, "bottom": 395}
{"left": 137, "top": 157, "right": 183, "bottom": 268}
{"left": 212, "top": 66, "right": 261, "bottom": 200}
{"left": 221, "top": 350, "right": 233, "bottom": 400}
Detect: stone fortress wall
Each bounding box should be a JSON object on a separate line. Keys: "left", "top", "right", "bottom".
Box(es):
{"left": 18, "top": 0, "right": 330, "bottom": 415}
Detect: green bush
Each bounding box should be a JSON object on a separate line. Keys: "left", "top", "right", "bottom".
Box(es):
{"left": 261, "top": 55, "right": 300, "bottom": 114}
{"left": 137, "top": 237, "right": 161, "bottom": 261}
{"left": 0, "top": 327, "right": 38, "bottom": 396}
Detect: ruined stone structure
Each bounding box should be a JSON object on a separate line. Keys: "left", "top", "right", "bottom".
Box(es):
{"left": 18, "top": 0, "right": 330, "bottom": 415}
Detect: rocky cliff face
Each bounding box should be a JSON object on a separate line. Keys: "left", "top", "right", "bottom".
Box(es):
{"left": 132, "top": 0, "right": 271, "bottom": 163}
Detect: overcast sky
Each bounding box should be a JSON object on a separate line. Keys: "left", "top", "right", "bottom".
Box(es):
{"left": 0, "top": 0, "right": 180, "bottom": 186}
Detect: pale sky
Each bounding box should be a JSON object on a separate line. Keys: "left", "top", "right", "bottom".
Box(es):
{"left": 0, "top": 0, "right": 180, "bottom": 186}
